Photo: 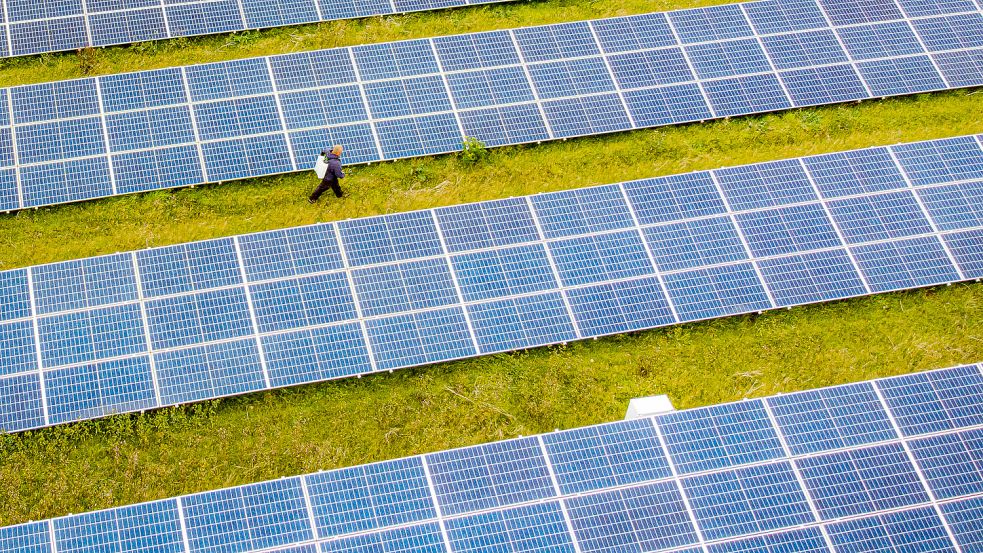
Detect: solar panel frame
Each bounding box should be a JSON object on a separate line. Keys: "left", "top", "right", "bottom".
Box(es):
{"left": 1, "top": 0, "right": 982, "bottom": 212}
{"left": 2, "top": 134, "right": 983, "bottom": 433}
{"left": 5, "top": 363, "right": 983, "bottom": 553}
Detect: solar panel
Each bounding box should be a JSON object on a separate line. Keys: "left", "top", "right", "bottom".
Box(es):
{"left": 1, "top": 0, "right": 982, "bottom": 212}
{"left": 3, "top": 362, "right": 983, "bottom": 553}
{"left": 1, "top": 133, "right": 982, "bottom": 433}
{"left": 0, "top": 0, "right": 513, "bottom": 58}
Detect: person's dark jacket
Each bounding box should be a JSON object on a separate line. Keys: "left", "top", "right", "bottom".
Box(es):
{"left": 322, "top": 152, "right": 344, "bottom": 183}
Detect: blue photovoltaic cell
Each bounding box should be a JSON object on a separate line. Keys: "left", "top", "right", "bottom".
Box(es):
{"left": 351, "top": 40, "right": 439, "bottom": 81}
{"left": 565, "top": 276, "right": 676, "bottom": 337}
{"left": 911, "top": 14, "right": 983, "bottom": 51}
{"left": 683, "top": 462, "right": 814, "bottom": 541}
{"left": 592, "top": 13, "right": 677, "bottom": 53}
{"left": 945, "top": 229, "right": 983, "bottom": 278}
{"left": 932, "top": 50, "right": 983, "bottom": 88}
{"left": 706, "top": 527, "right": 828, "bottom": 553}
{"left": 261, "top": 323, "right": 370, "bottom": 387}
{"left": 137, "top": 238, "right": 242, "bottom": 298}
{"left": 656, "top": 399, "right": 784, "bottom": 474}
{"left": 238, "top": 224, "right": 344, "bottom": 282}
{"left": 781, "top": 64, "right": 870, "bottom": 106}
{"left": 154, "top": 339, "right": 265, "bottom": 405}
{"left": 0, "top": 373, "right": 45, "bottom": 433}
{"left": 466, "top": 292, "right": 577, "bottom": 353}
{"left": 797, "top": 442, "right": 929, "bottom": 520}
{"left": 542, "top": 418, "right": 671, "bottom": 495}
{"left": 145, "top": 287, "right": 253, "bottom": 350}
{"left": 941, "top": 496, "right": 983, "bottom": 551}
{"left": 0, "top": 521, "right": 51, "bottom": 553}
{"left": 531, "top": 185, "right": 634, "bottom": 239}
{"left": 713, "top": 159, "right": 816, "bottom": 211}
{"left": 622, "top": 172, "right": 726, "bottom": 225}
{"left": 761, "top": 30, "right": 848, "bottom": 70}
{"left": 668, "top": 4, "right": 754, "bottom": 43}
{"left": 353, "top": 257, "right": 458, "bottom": 317}
{"left": 857, "top": 56, "right": 946, "bottom": 97}
{"left": 826, "top": 506, "right": 957, "bottom": 553}
{"left": 686, "top": 39, "right": 772, "bottom": 80}
{"left": 768, "top": 381, "right": 897, "bottom": 455}
{"left": 837, "top": 21, "right": 926, "bottom": 61}
{"left": 451, "top": 244, "right": 557, "bottom": 303}
{"left": 432, "top": 31, "right": 521, "bottom": 72}
{"left": 44, "top": 356, "right": 156, "bottom": 425}
{"left": 306, "top": 457, "right": 435, "bottom": 536}
{"left": 877, "top": 364, "right": 983, "bottom": 436}
{"left": 548, "top": 230, "right": 654, "bottom": 287}
{"left": 435, "top": 199, "right": 539, "bottom": 253}
{"left": 38, "top": 304, "right": 146, "bottom": 368}
{"left": 0, "top": 269, "right": 30, "bottom": 322}
{"left": 444, "top": 502, "right": 575, "bottom": 553}
{"left": 0, "top": 321, "right": 37, "bottom": 377}
{"left": 607, "top": 49, "right": 695, "bottom": 89}
{"left": 541, "top": 94, "right": 632, "bottom": 139}
{"left": 566, "top": 480, "right": 699, "bottom": 553}
{"left": 804, "top": 147, "right": 909, "bottom": 198}
{"left": 757, "top": 249, "right": 867, "bottom": 306}
{"left": 182, "top": 478, "right": 313, "bottom": 553}
{"left": 827, "top": 191, "right": 934, "bottom": 244}
{"left": 851, "top": 236, "right": 960, "bottom": 292}
{"left": 896, "top": 0, "right": 978, "bottom": 16}
{"left": 908, "top": 428, "right": 983, "bottom": 499}
{"left": 365, "top": 307, "right": 475, "bottom": 370}
{"left": 642, "top": 216, "right": 748, "bottom": 272}
{"left": 701, "top": 74, "right": 791, "bottom": 117}
{"left": 623, "top": 83, "right": 714, "bottom": 127}
{"left": 320, "top": 522, "right": 446, "bottom": 553}
{"left": 917, "top": 181, "right": 983, "bottom": 231}
{"left": 893, "top": 136, "right": 983, "bottom": 187}
{"left": 32, "top": 253, "right": 138, "bottom": 315}
{"left": 662, "top": 263, "right": 772, "bottom": 322}
{"left": 818, "top": 0, "right": 904, "bottom": 26}
{"left": 339, "top": 211, "right": 444, "bottom": 267}
{"left": 426, "top": 436, "right": 555, "bottom": 516}
{"left": 54, "top": 499, "right": 184, "bottom": 553}
{"left": 512, "top": 22, "right": 599, "bottom": 63}
{"left": 251, "top": 272, "right": 357, "bottom": 332}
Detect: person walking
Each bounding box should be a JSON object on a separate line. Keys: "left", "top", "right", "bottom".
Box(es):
{"left": 309, "top": 145, "right": 345, "bottom": 203}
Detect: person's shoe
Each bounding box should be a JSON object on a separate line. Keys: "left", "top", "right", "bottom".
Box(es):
{"left": 308, "top": 198, "right": 316, "bottom": 204}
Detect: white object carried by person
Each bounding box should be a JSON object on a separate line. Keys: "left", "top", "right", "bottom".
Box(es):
{"left": 314, "top": 152, "right": 328, "bottom": 179}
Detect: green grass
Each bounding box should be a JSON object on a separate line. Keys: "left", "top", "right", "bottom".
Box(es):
{"left": 0, "top": 0, "right": 981, "bottom": 530}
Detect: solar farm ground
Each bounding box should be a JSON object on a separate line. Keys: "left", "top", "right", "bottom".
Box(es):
{"left": 0, "top": 0, "right": 981, "bottom": 530}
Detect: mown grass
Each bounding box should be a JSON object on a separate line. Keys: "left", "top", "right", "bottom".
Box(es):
{"left": 0, "top": 0, "right": 981, "bottom": 530}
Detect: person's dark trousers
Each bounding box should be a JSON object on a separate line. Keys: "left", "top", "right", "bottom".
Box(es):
{"left": 310, "top": 176, "right": 343, "bottom": 201}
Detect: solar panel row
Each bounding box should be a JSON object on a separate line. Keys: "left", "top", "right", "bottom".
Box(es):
{"left": 1, "top": 362, "right": 982, "bottom": 553}
{"left": 0, "top": 0, "right": 506, "bottom": 58}
{"left": 1, "top": 0, "right": 981, "bottom": 211}
{"left": 1, "top": 134, "right": 982, "bottom": 433}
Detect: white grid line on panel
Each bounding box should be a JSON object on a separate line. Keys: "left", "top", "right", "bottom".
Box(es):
{"left": 94, "top": 79, "right": 119, "bottom": 196}
{"left": 130, "top": 251, "right": 163, "bottom": 406}
{"left": 536, "top": 435, "right": 585, "bottom": 553}
{"left": 347, "top": 47, "right": 386, "bottom": 161}
{"left": 176, "top": 496, "right": 193, "bottom": 553}
{"left": 429, "top": 210, "right": 481, "bottom": 354}
{"left": 47, "top": 519, "right": 57, "bottom": 553}
{"left": 233, "top": 0, "right": 248, "bottom": 29}
{"left": 333, "top": 223, "right": 379, "bottom": 372}
{"left": 232, "top": 235, "right": 272, "bottom": 389}
{"left": 738, "top": 3, "right": 796, "bottom": 107}
{"left": 707, "top": 171, "right": 779, "bottom": 309}
{"left": 299, "top": 476, "right": 321, "bottom": 541}
{"left": 311, "top": 0, "right": 323, "bottom": 23}
{"left": 2, "top": 2, "right": 11, "bottom": 61}
{"left": 525, "top": 196, "right": 583, "bottom": 339}
{"left": 428, "top": 39, "right": 469, "bottom": 142}
{"left": 885, "top": 146, "right": 967, "bottom": 281}
{"left": 870, "top": 381, "right": 966, "bottom": 553}
{"left": 808, "top": 0, "right": 876, "bottom": 97}
{"left": 179, "top": 67, "right": 211, "bottom": 182}
{"left": 650, "top": 418, "right": 711, "bottom": 553}
{"left": 7, "top": 88, "right": 23, "bottom": 210}
{"left": 158, "top": 0, "right": 173, "bottom": 36}
{"left": 24, "top": 267, "right": 50, "bottom": 426}
{"left": 797, "top": 158, "right": 874, "bottom": 294}
{"left": 663, "top": 14, "right": 719, "bottom": 119}
{"left": 587, "top": 20, "right": 638, "bottom": 129}
{"left": 508, "top": 28, "right": 556, "bottom": 140}
{"left": 79, "top": 0, "right": 94, "bottom": 49}
{"left": 387, "top": 0, "right": 398, "bottom": 15}
{"left": 893, "top": 0, "right": 953, "bottom": 88}
{"left": 760, "top": 398, "right": 838, "bottom": 551}
{"left": 618, "top": 181, "right": 682, "bottom": 323}
{"left": 419, "top": 455, "right": 456, "bottom": 553}
{"left": 265, "top": 57, "right": 299, "bottom": 171}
